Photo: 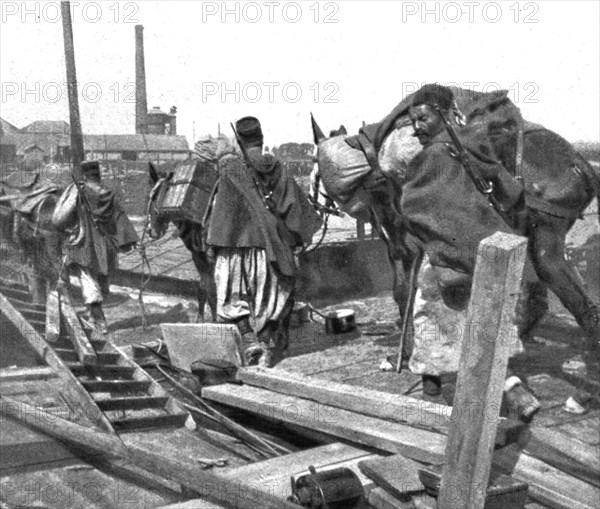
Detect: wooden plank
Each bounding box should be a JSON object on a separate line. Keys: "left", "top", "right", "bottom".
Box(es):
{"left": 438, "top": 232, "right": 527, "bottom": 509}
{"left": 222, "top": 442, "right": 380, "bottom": 500}
{"left": 494, "top": 443, "right": 600, "bottom": 509}
{"left": 359, "top": 454, "right": 425, "bottom": 500}
{"left": 68, "top": 363, "right": 136, "bottom": 377}
{"left": 45, "top": 289, "right": 61, "bottom": 342}
{"left": 368, "top": 488, "right": 415, "bottom": 509}
{"left": 0, "top": 395, "right": 301, "bottom": 509}
{"left": 238, "top": 367, "right": 523, "bottom": 446}
{"left": 202, "top": 383, "right": 447, "bottom": 464}
{"left": 80, "top": 380, "right": 152, "bottom": 393}
{"left": 239, "top": 367, "right": 451, "bottom": 432}
{"left": 523, "top": 427, "right": 600, "bottom": 487}
{"left": 0, "top": 292, "right": 115, "bottom": 433}
{"left": 160, "top": 323, "right": 242, "bottom": 371}
{"left": 110, "top": 413, "right": 188, "bottom": 432}
{"left": 0, "top": 416, "right": 77, "bottom": 470}
{"left": 59, "top": 291, "right": 98, "bottom": 365}
{"left": 0, "top": 367, "right": 55, "bottom": 382}
{"left": 95, "top": 396, "right": 168, "bottom": 411}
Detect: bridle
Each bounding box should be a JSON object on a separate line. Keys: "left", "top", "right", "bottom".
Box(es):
{"left": 144, "top": 177, "right": 169, "bottom": 241}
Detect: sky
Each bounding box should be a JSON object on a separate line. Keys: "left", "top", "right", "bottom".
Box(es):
{"left": 1, "top": 0, "right": 599, "bottom": 147}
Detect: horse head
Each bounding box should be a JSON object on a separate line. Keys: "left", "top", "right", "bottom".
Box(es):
{"left": 147, "top": 162, "right": 173, "bottom": 240}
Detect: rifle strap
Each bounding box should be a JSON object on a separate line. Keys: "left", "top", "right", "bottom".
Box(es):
{"left": 515, "top": 117, "right": 524, "bottom": 185}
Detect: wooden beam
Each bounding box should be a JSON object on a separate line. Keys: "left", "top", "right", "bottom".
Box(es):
{"left": 61, "top": 0, "right": 85, "bottom": 174}
{"left": 494, "top": 443, "right": 600, "bottom": 509}
{"left": 0, "top": 367, "right": 55, "bottom": 382}
{"left": 59, "top": 291, "right": 98, "bottom": 365}
{"left": 0, "top": 395, "right": 302, "bottom": 509}
{"left": 202, "top": 383, "right": 447, "bottom": 465}
{"left": 359, "top": 454, "right": 425, "bottom": 501}
{"left": 238, "top": 367, "right": 451, "bottom": 432}
{"left": 45, "top": 289, "right": 61, "bottom": 343}
{"left": 438, "top": 232, "right": 527, "bottom": 509}
{"left": 0, "top": 292, "right": 114, "bottom": 433}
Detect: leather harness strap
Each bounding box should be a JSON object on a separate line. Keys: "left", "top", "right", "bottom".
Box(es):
{"left": 357, "top": 132, "right": 383, "bottom": 174}
{"left": 524, "top": 194, "right": 581, "bottom": 221}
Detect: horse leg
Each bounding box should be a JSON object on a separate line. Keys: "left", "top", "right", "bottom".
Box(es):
{"left": 529, "top": 212, "right": 599, "bottom": 354}
{"left": 192, "top": 251, "right": 217, "bottom": 322}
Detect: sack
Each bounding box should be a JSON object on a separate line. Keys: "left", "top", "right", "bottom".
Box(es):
{"left": 52, "top": 183, "right": 85, "bottom": 246}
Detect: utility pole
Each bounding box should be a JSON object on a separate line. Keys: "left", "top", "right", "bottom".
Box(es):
{"left": 61, "top": 1, "right": 84, "bottom": 180}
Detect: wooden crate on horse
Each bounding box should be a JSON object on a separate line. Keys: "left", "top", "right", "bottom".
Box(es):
{"left": 159, "top": 160, "right": 219, "bottom": 224}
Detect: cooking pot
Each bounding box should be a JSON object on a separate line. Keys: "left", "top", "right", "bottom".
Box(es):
{"left": 325, "top": 308, "right": 356, "bottom": 334}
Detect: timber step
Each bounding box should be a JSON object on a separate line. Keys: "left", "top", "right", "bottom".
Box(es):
{"left": 95, "top": 396, "right": 169, "bottom": 411}
{"left": 66, "top": 363, "right": 136, "bottom": 378}
{"left": 110, "top": 412, "right": 189, "bottom": 432}
{"left": 9, "top": 299, "right": 46, "bottom": 313}
{"left": 0, "top": 285, "right": 32, "bottom": 303}
{"left": 80, "top": 380, "right": 152, "bottom": 393}
{"left": 55, "top": 348, "right": 79, "bottom": 362}
{"left": 2, "top": 280, "right": 192, "bottom": 433}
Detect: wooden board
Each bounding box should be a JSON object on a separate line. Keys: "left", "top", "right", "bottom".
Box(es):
{"left": 493, "top": 443, "right": 600, "bottom": 509}
{"left": 0, "top": 366, "right": 55, "bottom": 382}
{"left": 439, "top": 233, "right": 527, "bottom": 509}
{"left": 160, "top": 323, "right": 243, "bottom": 371}
{"left": 45, "top": 289, "right": 61, "bottom": 342}
{"left": 0, "top": 415, "right": 77, "bottom": 471}
{"left": 59, "top": 290, "right": 98, "bottom": 365}
{"left": 222, "top": 442, "right": 380, "bottom": 500}
{"left": 238, "top": 367, "right": 523, "bottom": 446}
{"left": 359, "top": 454, "right": 425, "bottom": 500}
{"left": 368, "top": 487, "right": 415, "bottom": 509}
{"left": 203, "top": 383, "right": 447, "bottom": 464}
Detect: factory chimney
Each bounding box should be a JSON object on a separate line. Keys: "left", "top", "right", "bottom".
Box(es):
{"left": 135, "top": 24, "right": 148, "bottom": 134}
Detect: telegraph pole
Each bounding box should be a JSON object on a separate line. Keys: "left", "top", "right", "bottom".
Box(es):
{"left": 61, "top": 1, "right": 85, "bottom": 180}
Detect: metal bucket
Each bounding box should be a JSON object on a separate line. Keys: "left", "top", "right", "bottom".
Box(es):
{"left": 325, "top": 308, "right": 356, "bottom": 334}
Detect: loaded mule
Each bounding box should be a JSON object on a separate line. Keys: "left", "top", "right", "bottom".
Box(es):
{"left": 0, "top": 168, "right": 64, "bottom": 303}
{"left": 146, "top": 135, "right": 236, "bottom": 321}
{"left": 312, "top": 88, "right": 599, "bottom": 409}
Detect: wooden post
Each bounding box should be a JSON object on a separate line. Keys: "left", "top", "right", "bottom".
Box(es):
{"left": 61, "top": 1, "right": 85, "bottom": 179}
{"left": 437, "top": 232, "right": 527, "bottom": 509}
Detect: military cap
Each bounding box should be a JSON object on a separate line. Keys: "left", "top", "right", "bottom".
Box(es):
{"left": 236, "top": 116, "right": 264, "bottom": 147}
{"left": 81, "top": 160, "right": 100, "bottom": 172}
{"left": 412, "top": 84, "right": 454, "bottom": 111}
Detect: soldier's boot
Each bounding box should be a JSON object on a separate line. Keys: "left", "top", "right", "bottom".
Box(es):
{"left": 236, "top": 318, "right": 262, "bottom": 366}
{"left": 257, "top": 321, "right": 279, "bottom": 369}
{"left": 88, "top": 302, "right": 108, "bottom": 335}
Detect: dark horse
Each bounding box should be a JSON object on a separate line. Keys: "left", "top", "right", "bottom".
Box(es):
{"left": 146, "top": 159, "right": 218, "bottom": 322}
{"left": 312, "top": 92, "right": 600, "bottom": 358}
{"left": 0, "top": 170, "right": 64, "bottom": 303}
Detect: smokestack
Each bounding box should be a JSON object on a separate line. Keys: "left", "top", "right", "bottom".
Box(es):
{"left": 135, "top": 25, "right": 148, "bottom": 134}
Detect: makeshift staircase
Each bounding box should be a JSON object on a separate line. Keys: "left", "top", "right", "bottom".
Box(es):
{"left": 0, "top": 278, "right": 193, "bottom": 434}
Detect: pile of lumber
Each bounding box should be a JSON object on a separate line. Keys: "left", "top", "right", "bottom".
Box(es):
{"left": 203, "top": 234, "right": 600, "bottom": 509}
